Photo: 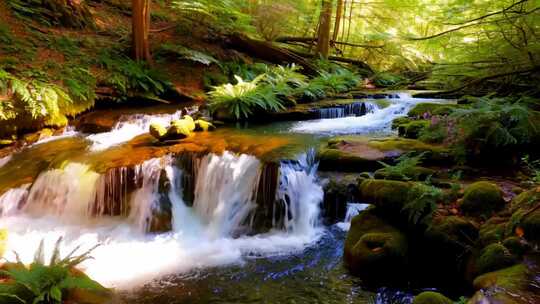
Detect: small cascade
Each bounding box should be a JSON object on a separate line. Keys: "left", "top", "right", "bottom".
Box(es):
{"left": 318, "top": 102, "right": 378, "bottom": 119}
{"left": 87, "top": 108, "right": 198, "bottom": 151}
{"left": 336, "top": 203, "right": 370, "bottom": 231}
{"left": 22, "top": 163, "right": 100, "bottom": 220}
{"left": 192, "top": 152, "right": 262, "bottom": 238}
{"left": 291, "top": 92, "right": 449, "bottom": 135}
{"left": 274, "top": 150, "right": 324, "bottom": 234}
{"left": 0, "top": 184, "right": 30, "bottom": 216}
{"left": 128, "top": 157, "right": 174, "bottom": 233}
{"left": 91, "top": 166, "right": 142, "bottom": 217}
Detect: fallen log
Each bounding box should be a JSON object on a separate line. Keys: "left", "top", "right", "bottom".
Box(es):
{"left": 228, "top": 34, "right": 373, "bottom": 75}
{"left": 227, "top": 34, "right": 319, "bottom": 75}
{"left": 275, "top": 36, "right": 384, "bottom": 49}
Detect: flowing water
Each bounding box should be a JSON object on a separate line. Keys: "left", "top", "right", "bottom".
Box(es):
{"left": 0, "top": 92, "right": 455, "bottom": 303}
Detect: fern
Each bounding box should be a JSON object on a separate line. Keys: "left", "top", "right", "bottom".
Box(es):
{"left": 403, "top": 183, "right": 443, "bottom": 225}
{"left": 156, "top": 43, "right": 219, "bottom": 66}
{"left": 377, "top": 153, "right": 426, "bottom": 181}
{"left": 0, "top": 237, "right": 105, "bottom": 304}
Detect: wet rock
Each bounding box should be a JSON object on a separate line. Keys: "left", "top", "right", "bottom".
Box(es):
{"left": 471, "top": 264, "right": 534, "bottom": 304}
{"left": 149, "top": 122, "right": 167, "bottom": 140}
{"left": 320, "top": 172, "right": 361, "bottom": 224}
{"left": 502, "top": 236, "right": 531, "bottom": 256}
{"left": 166, "top": 119, "right": 192, "bottom": 139}
{"left": 147, "top": 169, "right": 173, "bottom": 233}
{"left": 344, "top": 210, "right": 408, "bottom": 284}
{"left": 194, "top": 119, "right": 216, "bottom": 131}
{"left": 412, "top": 291, "right": 453, "bottom": 304}
{"left": 475, "top": 243, "right": 516, "bottom": 275}
{"left": 460, "top": 182, "right": 505, "bottom": 218}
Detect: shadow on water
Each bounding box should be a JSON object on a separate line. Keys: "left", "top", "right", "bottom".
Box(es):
{"left": 120, "top": 226, "right": 414, "bottom": 304}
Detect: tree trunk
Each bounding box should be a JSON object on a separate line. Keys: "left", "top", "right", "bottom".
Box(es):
{"left": 132, "top": 0, "right": 152, "bottom": 62}
{"left": 317, "top": 0, "right": 333, "bottom": 58}
{"left": 332, "top": 0, "right": 344, "bottom": 43}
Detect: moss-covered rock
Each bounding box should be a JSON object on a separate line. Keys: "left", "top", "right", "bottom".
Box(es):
{"left": 520, "top": 208, "right": 540, "bottom": 242}
{"left": 149, "top": 122, "right": 168, "bottom": 140}
{"left": 471, "top": 264, "right": 533, "bottom": 304}
{"left": 344, "top": 210, "right": 408, "bottom": 284}
{"left": 358, "top": 179, "right": 411, "bottom": 214}
{"left": 476, "top": 243, "right": 516, "bottom": 275}
{"left": 408, "top": 103, "right": 458, "bottom": 118}
{"left": 412, "top": 291, "right": 453, "bottom": 304}
{"left": 460, "top": 182, "right": 505, "bottom": 217}
{"left": 509, "top": 188, "right": 539, "bottom": 212}
{"left": 194, "top": 119, "right": 216, "bottom": 131}
{"left": 374, "top": 166, "right": 435, "bottom": 181}
{"left": 398, "top": 120, "right": 430, "bottom": 139}
{"left": 425, "top": 216, "right": 479, "bottom": 247}
{"left": 478, "top": 217, "right": 507, "bottom": 246}
{"left": 321, "top": 173, "right": 361, "bottom": 224}
{"left": 166, "top": 119, "right": 192, "bottom": 139}
{"left": 502, "top": 236, "right": 531, "bottom": 256}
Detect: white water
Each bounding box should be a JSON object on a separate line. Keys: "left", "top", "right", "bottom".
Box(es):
{"left": 291, "top": 93, "right": 451, "bottom": 135}
{"left": 336, "top": 203, "right": 370, "bottom": 231}
{"left": 0, "top": 155, "right": 12, "bottom": 168}
{"left": 0, "top": 151, "right": 323, "bottom": 289}
{"left": 87, "top": 110, "right": 185, "bottom": 151}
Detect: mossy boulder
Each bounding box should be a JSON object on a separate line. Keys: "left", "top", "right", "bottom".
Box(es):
{"left": 509, "top": 188, "right": 539, "bottom": 212}
{"left": 194, "top": 119, "right": 216, "bottom": 131}
{"left": 358, "top": 179, "right": 411, "bottom": 214}
{"left": 374, "top": 166, "right": 435, "bottom": 181}
{"left": 520, "top": 208, "right": 540, "bottom": 242}
{"left": 321, "top": 173, "right": 361, "bottom": 224}
{"left": 425, "top": 216, "right": 479, "bottom": 247}
{"left": 460, "top": 182, "right": 505, "bottom": 217}
{"left": 408, "top": 103, "right": 457, "bottom": 118}
{"left": 475, "top": 243, "right": 516, "bottom": 275}
{"left": 471, "top": 264, "right": 532, "bottom": 304}
{"left": 317, "top": 147, "right": 384, "bottom": 172}
{"left": 344, "top": 210, "right": 408, "bottom": 284}
{"left": 412, "top": 291, "right": 453, "bottom": 304}
{"left": 166, "top": 119, "right": 192, "bottom": 139}
{"left": 398, "top": 120, "right": 430, "bottom": 139}
{"left": 149, "top": 122, "right": 168, "bottom": 140}
{"left": 502, "top": 237, "right": 530, "bottom": 256}
{"left": 478, "top": 217, "right": 507, "bottom": 246}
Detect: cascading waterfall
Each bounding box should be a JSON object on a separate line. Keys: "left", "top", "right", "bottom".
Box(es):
{"left": 292, "top": 92, "right": 453, "bottom": 135}
{"left": 0, "top": 150, "right": 324, "bottom": 288}
{"left": 318, "top": 102, "right": 378, "bottom": 119}
{"left": 336, "top": 203, "right": 370, "bottom": 231}
{"left": 87, "top": 109, "right": 196, "bottom": 151}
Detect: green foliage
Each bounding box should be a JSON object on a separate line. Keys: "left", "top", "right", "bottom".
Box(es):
{"left": 6, "top": 0, "right": 95, "bottom": 28}
{"left": 378, "top": 153, "right": 426, "bottom": 181}
{"left": 172, "top": 0, "right": 254, "bottom": 33}
{"left": 219, "top": 61, "right": 269, "bottom": 82}
{"left": 403, "top": 183, "right": 443, "bottom": 225}
{"left": 522, "top": 155, "right": 540, "bottom": 183}
{"left": 208, "top": 74, "right": 285, "bottom": 119}
{"left": 96, "top": 50, "right": 171, "bottom": 100}
{"left": 372, "top": 72, "right": 404, "bottom": 87}
{"left": 0, "top": 237, "right": 105, "bottom": 304}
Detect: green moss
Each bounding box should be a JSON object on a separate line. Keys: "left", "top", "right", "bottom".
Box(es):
{"left": 374, "top": 166, "right": 435, "bottom": 181}
{"left": 149, "top": 123, "right": 167, "bottom": 140}
{"left": 358, "top": 179, "right": 411, "bottom": 213}
{"left": 476, "top": 243, "right": 516, "bottom": 275}
{"left": 502, "top": 237, "right": 530, "bottom": 256}
{"left": 520, "top": 209, "right": 540, "bottom": 242}
{"left": 425, "top": 215, "right": 478, "bottom": 247}
{"left": 398, "top": 120, "right": 431, "bottom": 139}
{"left": 344, "top": 210, "right": 408, "bottom": 281}
{"left": 478, "top": 217, "right": 507, "bottom": 246}
{"left": 413, "top": 291, "right": 453, "bottom": 304}
{"left": 460, "top": 182, "right": 505, "bottom": 217}
{"left": 510, "top": 189, "right": 539, "bottom": 212}
{"left": 408, "top": 103, "right": 458, "bottom": 117}
{"left": 318, "top": 148, "right": 382, "bottom": 172}
{"left": 391, "top": 117, "right": 412, "bottom": 130}
{"left": 473, "top": 264, "right": 528, "bottom": 291}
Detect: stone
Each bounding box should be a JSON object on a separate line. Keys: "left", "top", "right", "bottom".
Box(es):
{"left": 412, "top": 291, "right": 453, "bottom": 304}
{"left": 460, "top": 182, "right": 505, "bottom": 217}
{"left": 149, "top": 122, "right": 167, "bottom": 140}
{"left": 475, "top": 243, "right": 516, "bottom": 275}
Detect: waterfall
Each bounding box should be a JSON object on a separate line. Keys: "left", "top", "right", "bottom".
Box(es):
{"left": 318, "top": 102, "right": 378, "bottom": 119}
{"left": 192, "top": 152, "right": 262, "bottom": 238}
{"left": 0, "top": 150, "right": 324, "bottom": 288}
{"left": 336, "top": 203, "right": 370, "bottom": 231}
{"left": 22, "top": 163, "right": 100, "bottom": 220}
{"left": 275, "top": 150, "right": 323, "bottom": 234}
{"left": 0, "top": 184, "right": 30, "bottom": 216}
{"left": 291, "top": 92, "right": 453, "bottom": 135}
{"left": 87, "top": 109, "right": 191, "bottom": 151}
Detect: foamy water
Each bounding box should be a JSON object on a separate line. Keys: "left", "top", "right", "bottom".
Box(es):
{"left": 0, "top": 152, "right": 324, "bottom": 289}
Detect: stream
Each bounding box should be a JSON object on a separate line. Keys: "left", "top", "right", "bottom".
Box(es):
{"left": 0, "top": 92, "right": 452, "bottom": 303}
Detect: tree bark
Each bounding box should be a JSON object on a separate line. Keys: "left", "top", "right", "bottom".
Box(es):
{"left": 332, "top": 0, "right": 344, "bottom": 43}
{"left": 132, "top": 0, "right": 152, "bottom": 62}
{"left": 317, "top": 0, "right": 333, "bottom": 58}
